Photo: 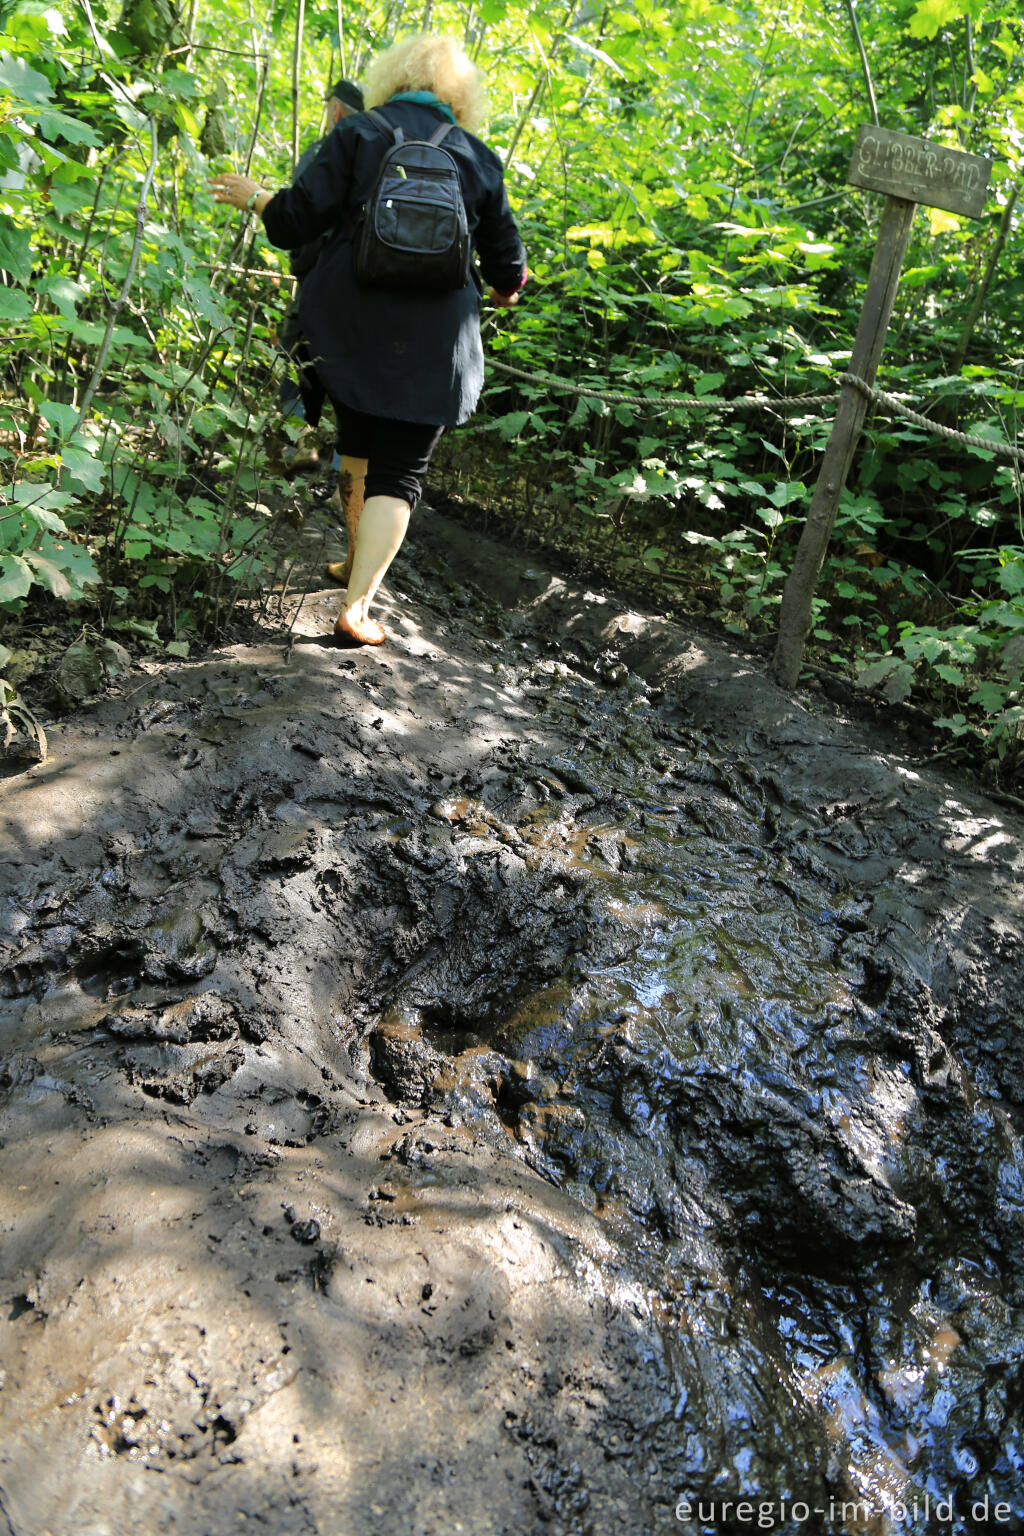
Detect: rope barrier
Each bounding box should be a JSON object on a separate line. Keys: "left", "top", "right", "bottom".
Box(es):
{"left": 487, "top": 357, "right": 835, "bottom": 410}
{"left": 838, "top": 373, "right": 1024, "bottom": 463}
{"left": 486, "top": 356, "right": 1024, "bottom": 464}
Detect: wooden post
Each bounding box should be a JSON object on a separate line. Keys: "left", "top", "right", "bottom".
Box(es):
{"left": 772, "top": 127, "right": 994, "bottom": 691}
{"left": 773, "top": 195, "right": 915, "bottom": 688}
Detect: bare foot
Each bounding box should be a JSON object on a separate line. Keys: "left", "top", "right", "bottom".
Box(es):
{"left": 334, "top": 611, "right": 387, "bottom": 646}
{"left": 326, "top": 558, "right": 352, "bottom": 585}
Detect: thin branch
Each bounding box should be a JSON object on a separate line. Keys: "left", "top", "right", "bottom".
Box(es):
{"left": 72, "top": 118, "right": 160, "bottom": 435}
{"left": 291, "top": 0, "right": 307, "bottom": 174}
{"left": 952, "top": 183, "right": 1021, "bottom": 374}
{"left": 844, "top": 0, "right": 879, "bottom": 126}
{"left": 335, "top": 0, "right": 346, "bottom": 78}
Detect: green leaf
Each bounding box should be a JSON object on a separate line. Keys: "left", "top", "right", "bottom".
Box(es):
{"left": 37, "top": 274, "right": 88, "bottom": 319}
{"left": 0, "top": 51, "right": 54, "bottom": 105}
{"left": 40, "top": 400, "right": 79, "bottom": 437}
{"left": 0, "top": 287, "right": 31, "bottom": 322}
{"left": 969, "top": 680, "right": 1007, "bottom": 711}
{"left": 767, "top": 480, "right": 807, "bottom": 508}
{"left": 0, "top": 214, "right": 33, "bottom": 284}
{"left": 24, "top": 548, "right": 73, "bottom": 597}
{"left": 10, "top": 482, "right": 74, "bottom": 511}
{"left": 564, "top": 33, "right": 626, "bottom": 77}
{"left": 0, "top": 554, "right": 34, "bottom": 603}
{"left": 28, "top": 535, "right": 99, "bottom": 599}
{"left": 34, "top": 107, "right": 100, "bottom": 146}
{"left": 856, "top": 656, "right": 900, "bottom": 689}
{"left": 493, "top": 410, "right": 531, "bottom": 439}
{"left": 21, "top": 504, "right": 68, "bottom": 534}
{"left": 60, "top": 444, "right": 106, "bottom": 492}
{"left": 908, "top": 0, "right": 970, "bottom": 40}
{"left": 997, "top": 557, "right": 1024, "bottom": 596}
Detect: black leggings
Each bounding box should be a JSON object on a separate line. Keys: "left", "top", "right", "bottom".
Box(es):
{"left": 332, "top": 403, "right": 444, "bottom": 511}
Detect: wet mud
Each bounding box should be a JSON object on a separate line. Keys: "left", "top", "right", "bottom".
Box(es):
{"left": 1, "top": 509, "right": 1023, "bottom": 1536}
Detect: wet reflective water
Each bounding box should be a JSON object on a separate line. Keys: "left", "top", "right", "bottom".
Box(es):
{"left": 382, "top": 666, "right": 1024, "bottom": 1533}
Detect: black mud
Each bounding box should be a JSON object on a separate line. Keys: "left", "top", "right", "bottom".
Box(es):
{"left": 1, "top": 510, "right": 1022, "bottom": 1536}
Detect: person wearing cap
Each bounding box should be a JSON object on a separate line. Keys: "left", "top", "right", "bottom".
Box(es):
{"left": 211, "top": 34, "right": 526, "bottom": 645}
{"left": 276, "top": 78, "right": 364, "bottom": 474}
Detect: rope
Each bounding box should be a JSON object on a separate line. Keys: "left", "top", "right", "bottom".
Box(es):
{"left": 486, "top": 357, "right": 835, "bottom": 410}
{"left": 486, "top": 356, "right": 1024, "bottom": 464}
{"left": 839, "top": 373, "right": 1024, "bottom": 463}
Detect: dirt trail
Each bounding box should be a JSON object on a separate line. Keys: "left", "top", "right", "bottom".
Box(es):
{"left": 1, "top": 509, "right": 1022, "bottom": 1536}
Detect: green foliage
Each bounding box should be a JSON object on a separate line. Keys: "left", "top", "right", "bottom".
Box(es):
{"left": 1, "top": 0, "right": 1024, "bottom": 775}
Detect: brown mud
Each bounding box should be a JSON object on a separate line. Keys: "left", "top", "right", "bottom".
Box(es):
{"left": 1, "top": 507, "right": 1023, "bottom": 1536}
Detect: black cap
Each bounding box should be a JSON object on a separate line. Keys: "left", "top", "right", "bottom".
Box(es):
{"left": 328, "top": 80, "right": 364, "bottom": 112}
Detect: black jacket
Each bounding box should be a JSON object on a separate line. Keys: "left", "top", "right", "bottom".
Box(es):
{"left": 262, "top": 101, "right": 526, "bottom": 426}
{"left": 287, "top": 136, "right": 328, "bottom": 279}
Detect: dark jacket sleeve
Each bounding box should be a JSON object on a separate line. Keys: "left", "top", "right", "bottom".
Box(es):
{"left": 471, "top": 146, "right": 527, "bottom": 296}
{"left": 262, "top": 121, "right": 355, "bottom": 252}
{"left": 286, "top": 138, "right": 329, "bottom": 277}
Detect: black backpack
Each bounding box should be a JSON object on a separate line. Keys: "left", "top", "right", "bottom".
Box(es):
{"left": 352, "top": 108, "right": 471, "bottom": 291}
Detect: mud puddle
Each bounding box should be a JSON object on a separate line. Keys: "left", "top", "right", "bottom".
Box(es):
{"left": 1, "top": 508, "right": 1023, "bottom": 1536}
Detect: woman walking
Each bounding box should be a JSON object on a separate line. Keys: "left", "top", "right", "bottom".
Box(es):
{"left": 211, "top": 34, "right": 527, "bottom": 644}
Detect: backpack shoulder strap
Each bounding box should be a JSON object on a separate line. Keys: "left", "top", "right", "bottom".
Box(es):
{"left": 428, "top": 122, "right": 456, "bottom": 147}
{"left": 366, "top": 107, "right": 403, "bottom": 146}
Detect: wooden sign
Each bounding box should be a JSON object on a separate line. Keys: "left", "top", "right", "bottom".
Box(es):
{"left": 847, "top": 125, "right": 992, "bottom": 219}
{"left": 772, "top": 124, "right": 998, "bottom": 689}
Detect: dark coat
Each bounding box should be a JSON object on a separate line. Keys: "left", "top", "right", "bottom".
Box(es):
{"left": 262, "top": 101, "right": 526, "bottom": 426}
{"left": 287, "top": 136, "right": 329, "bottom": 279}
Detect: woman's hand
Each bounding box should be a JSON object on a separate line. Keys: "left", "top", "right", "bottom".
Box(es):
{"left": 209, "top": 174, "right": 270, "bottom": 214}
{"left": 488, "top": 287, "right": 520, "bottom": 308}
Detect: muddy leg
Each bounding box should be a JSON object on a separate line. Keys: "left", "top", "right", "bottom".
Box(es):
{"left": 326, "top": 455, "right": 367, "bottom": 586}
{"left": 334, "top": 494, "right": 410, "bottom": 645}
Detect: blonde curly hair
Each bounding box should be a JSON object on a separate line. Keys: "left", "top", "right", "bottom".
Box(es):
{"left": 362, "top": 34, "right": 488, "bottom": 131}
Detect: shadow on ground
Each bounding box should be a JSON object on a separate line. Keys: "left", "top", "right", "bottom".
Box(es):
{"left": 1, "top": 510, "right": 1022, "bottom": 1536}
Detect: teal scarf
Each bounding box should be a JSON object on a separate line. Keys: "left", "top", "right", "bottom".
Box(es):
{"left": 387, "top": 90, "right": 457, "bottom": 125}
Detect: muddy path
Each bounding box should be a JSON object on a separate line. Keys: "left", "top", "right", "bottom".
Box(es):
{"left": 1, "top": 507, "right": 1023, "bottom": 1536}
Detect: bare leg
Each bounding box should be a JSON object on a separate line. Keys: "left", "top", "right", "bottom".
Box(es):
{"left": 334, "top": 494, "right": 410, "bottom": 645}
{"left": 326, "top": 455, "right": 367, "bottom": 585}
